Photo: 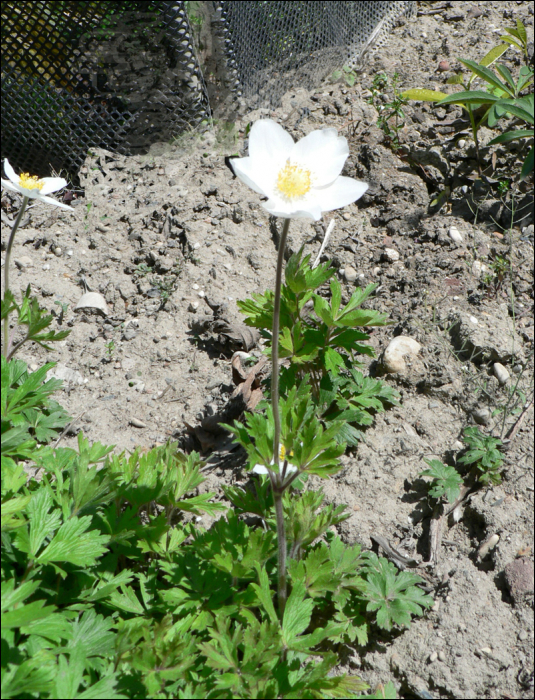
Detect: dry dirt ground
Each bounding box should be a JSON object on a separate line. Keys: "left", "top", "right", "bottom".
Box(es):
{"left": 2, "top": 2, "right": 534, "bottom": 698}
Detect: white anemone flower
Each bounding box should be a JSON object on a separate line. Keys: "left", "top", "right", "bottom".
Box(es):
{"left": 231, "top": 119, "right": 368, "bottom": 221}
{"left": 252, "top": 444, "right": 299, "bottom": 477}
{"left": 1, "top": 159, "right": 73, "bottom": 210}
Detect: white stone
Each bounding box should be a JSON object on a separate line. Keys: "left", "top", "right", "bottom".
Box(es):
{"left": 449, "top": 226, "right": 463, "bottom": 242}
{"left": 382, "top": 336, "right": 422, "bottom": 374}
{"left": 472, "top": 260, "right": 488, "bottom": 278}
{"left": 469, "top": 316, "right": 478, "bottom": 324}
{"left": 458, "top": 139, "right": 466, "bottom": 148}
{"left": 493, "top": 362, "right": 510, "bottom": 385}
{"left": 74, "top": 292, "right": 108, "bottom": 316}
{"left": 383, "top": 248, "right": 400, "bottom": 263}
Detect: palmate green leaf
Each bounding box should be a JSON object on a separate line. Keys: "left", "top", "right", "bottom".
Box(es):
{"left": 1, "top": 578, "right": 41, "bottom": 613}
{"left": 2, "top": 358, "right": 62, "bottom": 419}
{"left": 21, "top": 406, "right": 70, "bottom": 443}
{"left": 36, "top": 514, "right": 109, "bottom": 567}
{"left": 282, "top": 580, "right": 314, "bottom": 643}
{"left": 1, "top": 424, "right": 36, "bottom": 461}
{"left": 20, "top": 610, "right": 72, "bottom": 641}
{"left": 1, "top": 599, "right": 57, "bottom": 629}
{"left": 419, "top": 459, "right": 463, "bottom": 504}
{"left": 65, "top": 608, "right": 116, "bottom": 658}
{"left": 323, "top": 347, "right": 345, "bottom": 374}
{"left": 1, "top": 649, "right": 57, "bottom": 699}
{"left": 354, "top": 681, "right": 397, "bottom": 699}
{"left": 361, "top": 554, "right": 433, "bottom": 631}
{"left": 12, "top": 488, "right": 61, "bottom": 558}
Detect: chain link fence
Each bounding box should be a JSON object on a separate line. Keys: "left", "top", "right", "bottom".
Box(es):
{"left": 1, "top": 1, "right": 415, "bottom": 180}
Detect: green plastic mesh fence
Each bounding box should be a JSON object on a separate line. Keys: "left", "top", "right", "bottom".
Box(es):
{"left": 1, "top": 1, "right": 415, "bottom": 180}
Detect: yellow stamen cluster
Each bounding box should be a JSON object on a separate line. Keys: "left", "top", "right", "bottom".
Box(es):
{"left": 18, "top": 173, "right": 44, "bottom": 191}
{"left": 276, "top": 159, "right": 312, "bottom": 200}
{"left": 279, "top": 445, "right": 294, "bottom": 460}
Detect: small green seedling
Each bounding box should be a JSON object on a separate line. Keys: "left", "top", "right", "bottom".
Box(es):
{"left": 53, "top": 300, "right": 69, "bottom": 324}
{"left": 332, "top": 64, "right": 357, "bottom": 87}
{"left": 458, "top": 426, "right": 504, "bottom": 486}
{"left": 419, "top": 459, "right": 463, "bottom": 504}
{"left": 104, "top": 340, "right": 115, "bottom": 358}
{"left": 367, "top": 72, "right": 408, "bottom": 151}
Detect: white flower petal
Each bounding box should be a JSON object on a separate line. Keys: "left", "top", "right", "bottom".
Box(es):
{"left": 1, "top": 178, "right": 22, "bottom": 194}
{"left": 291, "top": 129, "right": 349, "bottom": 186}
{"left": 40, "top": 177, "right": 68, "bottom": 195}
{"left": 262, "top": 197, "right": 322, "bottom": 221}
{"left": 3, "top": 159, "right": 18, "bottom": 184}
{"left": 314, "top": 177, "right": 369, "bottom": 212}
{"left": 252, "top": 464, "right": 269, "bottom": 475}
{"left": 249, "top": 119, "right": 294, "bottom": 166}
{"left": 232, "top": 156, "right": 278, "bottom": 196}
{"left": 39, "top": 194, "right": 73, "bottom": 210}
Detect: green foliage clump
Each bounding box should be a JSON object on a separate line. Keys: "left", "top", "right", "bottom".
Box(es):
{"left": 458, "top": 426, "right": 504, "bottom": 486}
{"left": 237, "top": 247, "right": 399, "bottom": 446}
{"left": 419, "top": 459, "right": 463, "bottom": 504}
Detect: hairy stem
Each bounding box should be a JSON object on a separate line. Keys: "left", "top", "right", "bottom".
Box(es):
{"left": 271, "top": 216, "right": 290, "bottom": 618}
{"left": 272, "top": 217, "right": 290, "bottom": 471}
{"left": 3, "top": 196, "right": 29, "bottom": 356}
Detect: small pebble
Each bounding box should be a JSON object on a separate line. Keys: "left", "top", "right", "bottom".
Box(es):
{"left": 473, "top": 407, "right": 490, "bottom": 425}
{"left": 14, "top": 256, "right": 33, "bottom": 269}
{"left": 449, "top": 226, "right": 463, "bottom": 243}
{"left": 130, "top": 418, "right": 147, "bottom": 428}
{"left": 438, "top": 60, "right": 450, "bottom": 72}
{"left": 42, "top": 264, "right": 50, "bottom": 270}
{"left": 438, "top": 651, "right": 447, "bottom": 662}
{"left": 192, "top": 283, "right": 199, "bottom": 290}
{"left": 518, "top": 630, "right": 528, "bottom": 641}
{"left": 428, "top": 651, "right": 438, "bottom": 663}
{"left": 188, "top": 301, "right": 199, "bottom": 312}
{"left": 373, "top": 266, "right": 382, "bottom": 276}
{"left": 53, "top": 246, "right": 62, "bottom": 256}
{"left": 458, "top": 139, "right": 466, "bottom": 149}
{"left": 469, "top": 316, "right": 478, "bottom": 324}
{"left": 383, "top": 248, "right": 400, "bottom": 263}
{"left": 382, "top": 336, "right": 421, "bottom": 374}
{"left": 472, "top": 260, "right": 488, "bottom": 278}
{"left": 493, "top": 362, "right": 510, "bottom": 385}
{"left": 343, "top": 266, "right": 357, "bottom": 283}
{"left": 478, "top": 533, "right": 500, "bottom": 558}
{"left": 342, "top": 212, "right": 351, "bottom": 221}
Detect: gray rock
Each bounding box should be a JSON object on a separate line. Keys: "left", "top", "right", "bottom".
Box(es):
{"left": 504, "top": 558, "right": 534, "bottom": 605}
{"left": 123, "top": 327, "right": 137, "bottom": 341}
{"left": 343, "top": 266, "right": 358, "bottom": 283}
{"left": 472, "top": 407, "right": 490, "bottom": 425}
{"left": 448, "top": 305, "right": 524, "bottom": 363}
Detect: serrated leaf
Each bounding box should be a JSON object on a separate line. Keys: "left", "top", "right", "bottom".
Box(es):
{"left": 420, "top": 459, "right": 463, "bottom": 504}
{"left": 282, "top": 580, "right": 314, "bottom": 643}
{"left": 36, "top": 514, "right": 109, "bottom": 567}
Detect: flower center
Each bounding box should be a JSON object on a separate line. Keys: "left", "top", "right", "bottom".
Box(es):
{"left": 279, "top": 445, "right": 294, "bottom": 460}
{"left": 276, "top": 160, "right": 312, "bottom": 200}
{"left": 18, "top": 173, "right": 44, "bottom": 191}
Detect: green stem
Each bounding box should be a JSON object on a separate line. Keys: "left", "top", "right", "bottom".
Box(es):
{"left": 3, "top": 196, "right": 29, "bottom": 356}
{"left": 273, "top": 487, "right": 287, "bottom": 618}
{"left": 272, "top": 217, "right": 290, "bottom": 472}
{"left": 271, "top": 216, "right": 290, "bottom": 618}
{"left": 467, "top": 105, "right": 482, "bottom": 177}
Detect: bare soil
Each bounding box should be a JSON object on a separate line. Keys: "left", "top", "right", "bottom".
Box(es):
{"left": 2, "top": 2, "right": 533, "bottom": 698}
